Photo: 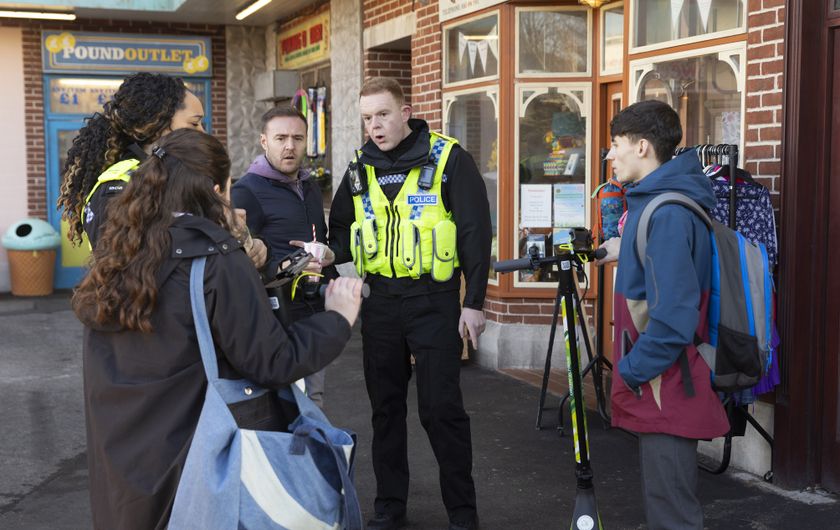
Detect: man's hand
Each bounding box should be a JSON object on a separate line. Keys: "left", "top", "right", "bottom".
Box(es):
{"left": 594, "top": 236, "right": 621, "bottom": 266}
{"left": 290, "top": 240, "right": 335, "bottom": 267}
{"left": 458, "top": 307, "right": 486, "bottom": 350}
{"left": 324, "top": 277, "right": 364, "bottom": 326}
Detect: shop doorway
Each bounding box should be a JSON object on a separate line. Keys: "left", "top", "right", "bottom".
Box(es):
{"left": 596, "top": 81, "right": 622, "bottom": 361}
{"left": 820, "top": 25, "right": 840, "bottom": 493}
{"left": 46, "top": 117, "right": 89, "bottom": 288}
{"left": 44, "top": 75, "right": 210, "bottom": 289}
{"left": 777, "top": 1, "right": 840, "bottom": 490}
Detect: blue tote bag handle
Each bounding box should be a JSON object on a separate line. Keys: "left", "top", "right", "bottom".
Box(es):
{"left": 189, "top": 256, "right": 220, "bottom": 383}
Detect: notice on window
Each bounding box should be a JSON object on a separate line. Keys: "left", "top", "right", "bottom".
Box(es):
{"left": 520, "top": 185, "right": 553, "bottom": 228}
{"left": 553, "top": 183, "right": 586, "bottom": 227}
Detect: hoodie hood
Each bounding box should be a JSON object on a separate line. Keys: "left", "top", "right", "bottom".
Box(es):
{"left": 359, "top": 118, "right": 431, "bottom": 172}
{"left": 246, "top": 155, "right": 310, "bottom": 185}
{"left": 624, "top": 151, "right": 716, "bottom": 212}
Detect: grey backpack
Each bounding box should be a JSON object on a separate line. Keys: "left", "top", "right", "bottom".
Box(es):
{"left": 636, "top": 192, "right": 773, "bottom": 394}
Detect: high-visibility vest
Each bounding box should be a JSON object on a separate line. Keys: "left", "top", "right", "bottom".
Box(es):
{"left": 84, "top": 158, "right": 140, "bottom": 205}
{"left": 350, "top": 132, "right": 460, "bottom": 281}
{"left": 82, "top": 158, "right": 139, "bottom": 249}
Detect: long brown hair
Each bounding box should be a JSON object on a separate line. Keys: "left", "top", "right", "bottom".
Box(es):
{"left": 73, "top": 129, "right": 232, "bottom": 332}
{"left": 58, "top": 73, "right": 188, "bottom": 244}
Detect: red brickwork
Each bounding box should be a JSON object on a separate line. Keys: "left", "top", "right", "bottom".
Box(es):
{"left": 411, "top": 0, "right": 442, "bottom": 130}
{"left": 483, "top": 297, "right": 597, "bottom": 327}
{"left": 363, "top": 49, "right": 412, "bottom": 104}
{"left": 362, "top": 0, "right": 441, "bottom": 129}
{"left": 0, "top": 18, "right": 226, "bottom": 220}
{"left": 363, "top": 0, "right": 413, "bottom": 29}
{"left": 745, "top": 0, "right": 785, "bottom": 204}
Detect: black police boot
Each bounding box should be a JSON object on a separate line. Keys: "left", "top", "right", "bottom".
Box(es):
{"left": 366, "top": 511, "right": 407, "bottom": 530}
{"left": 448, "top": 515, "right": 479, "bottom": 530}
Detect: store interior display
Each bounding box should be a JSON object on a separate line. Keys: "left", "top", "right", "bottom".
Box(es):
{"left": 518, "top": 91, "right": 588, "bottom": 283}
{"left": 292, "top": 85, "right": 332, "bottom": 201}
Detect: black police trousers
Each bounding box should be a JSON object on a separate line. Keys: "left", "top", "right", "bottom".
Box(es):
{"left": 361, "top": 288, "right": 476, "bottom": 523}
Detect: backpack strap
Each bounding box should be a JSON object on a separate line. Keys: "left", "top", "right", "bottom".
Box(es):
{"left": 635, "top": 192, "right": 712, "bottom": 262}
{"left": 635, "top": 192, "right": 713, "bottom": 399}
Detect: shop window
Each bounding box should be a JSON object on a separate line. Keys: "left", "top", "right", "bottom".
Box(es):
{"left": 296, "top": 63, "right": 333, "bottom": 206}
{"left": 517, "top": 7, "right": 590, "bottom": 76}
{"left": 443, "top": 13, "right": 500, "bottom": 86}
{"left": 515, "top": 85, "right": 590, "bottom": 286}
{"left": 631, "top": 44, "right": 745, "bottom": 148}
{"left": 48, "top": 78, "right": 122, "bottom": 115}
{"left": 48, "top": 77, "right": 209, "bottom": 127}
{"left": 632, "top": 0, "right": 745, "bottom": 51}
{"left": 600, "top": 3, "right": 624, "bottom": 76}
{"left": 443, "top": 89, "right": 500, "bottom": 283}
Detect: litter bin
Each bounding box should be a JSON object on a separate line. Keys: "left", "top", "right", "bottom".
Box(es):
{"left": 2, "top": 219, "right": 61, "bottom": 296}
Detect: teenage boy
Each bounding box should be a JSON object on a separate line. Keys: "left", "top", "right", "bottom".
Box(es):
{"left": 605, "top": 100, "right": 729, "bottom": 530}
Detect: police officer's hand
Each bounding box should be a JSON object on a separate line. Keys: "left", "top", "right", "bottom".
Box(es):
{"left": 459, "top": 307, "right": 486, "bottom": 350}
{"left": 594, "top": 237, "right": 620, "bottom": 266}
{"left": 324, "top": 277, "right": 363, "bottom": 327}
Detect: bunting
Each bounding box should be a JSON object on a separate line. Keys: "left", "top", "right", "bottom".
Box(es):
{"left": 697, "top": 0, "right": 712, "bottom": 31}
{"left": 477, "top": 40, "right": 489, "bottom": 71}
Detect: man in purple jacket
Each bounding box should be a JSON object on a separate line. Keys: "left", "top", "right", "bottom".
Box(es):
{"left": 604, "top": 100, "right": 729, "bottom": 530}
{"left": 232, "top": 106, "right": 335, "bottom": 407}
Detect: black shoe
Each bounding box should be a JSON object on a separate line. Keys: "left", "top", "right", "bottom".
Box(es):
{"left": 448, "top": 516, "right": 479, "bottom": 530}
{"left": 449, "top": 517, "right": 479, "bottom": 530}
{"left": 366, "top": 511, "right": 407, "bottom": 530}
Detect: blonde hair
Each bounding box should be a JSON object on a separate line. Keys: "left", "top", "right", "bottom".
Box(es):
{"left": 360, "top": 77, "right": 405, "bottom": 105}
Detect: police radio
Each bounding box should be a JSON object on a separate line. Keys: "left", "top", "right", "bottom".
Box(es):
{"left": 348, "top": 153, "right": 368, "bottom": 196}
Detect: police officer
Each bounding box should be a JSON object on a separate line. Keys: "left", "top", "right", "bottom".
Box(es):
{"left": 58, "top": 72, "right": 267, "bottom": 267}
{"left": 329, "top": 77, "right": 491, "bottom": 530}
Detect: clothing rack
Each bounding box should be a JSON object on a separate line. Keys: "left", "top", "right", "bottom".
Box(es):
{"left": 675, "top": 144, "right": 738, "bottom": 227}
{"left": 676, "top": 144, "right": 774, "bottom": 479}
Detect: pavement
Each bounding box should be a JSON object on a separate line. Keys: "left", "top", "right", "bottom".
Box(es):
{"left": 0, "top": 291, "right": 837, "bottom": 529}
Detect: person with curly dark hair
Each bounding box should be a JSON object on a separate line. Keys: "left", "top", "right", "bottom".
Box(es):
{"left": 58, "top": 73, "right": 196, "bottom": 244}
{"left": 73, "top": 128, "right": 364, "bottom": 529}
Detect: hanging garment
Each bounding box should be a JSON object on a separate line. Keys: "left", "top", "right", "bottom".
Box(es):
{"left": 706, "top": 171, "right": 778, "bottom": 267}
{"left": 705, "top": 166, "right": 781, "bottom": 398}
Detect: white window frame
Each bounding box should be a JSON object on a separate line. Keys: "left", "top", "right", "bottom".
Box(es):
{"left": 442, "top": 85, "right": 501, "bottom": 286}
{"left": 515, "top": 5, "right": 592, "bottom": 78}
{"left": 629, "top": 0, "right": 747, "bottom": 55}
{"left": 512, "top": 82, "right": 592, "bottom": 290}
{"left": 442, "top": 10, "right": 501, "bottom": 89}
{"left": 600, "top": 1, "right": 625, "bottom": 77}
{"left": 629, "top": 41, "right": 747, "bottom": 157}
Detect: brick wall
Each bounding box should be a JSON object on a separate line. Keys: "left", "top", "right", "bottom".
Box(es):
{"left": 2, "top": 19, "right": 226, "bottom": 220}
{"left": 363, "top": 0, "right": 413, "bottom": 29}
{"left": 744, "top": 0, "right": 785, "bottom": 206}
{"left": 362, "top": 0, "right": 441, "bottom": 128}
{"left": 483, "top": 297, "right": 598, "bottom": 327}
{"left": 411, "top": 0, "right": 442, "bottom": 130}
{"left": 363, "top": 49, "right": 412, "bottom": 104}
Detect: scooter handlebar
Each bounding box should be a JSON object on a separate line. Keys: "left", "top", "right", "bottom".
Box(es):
{"left": 493, "top": 257, "right": 534, "bottom": 273}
